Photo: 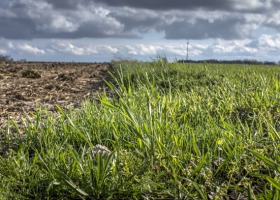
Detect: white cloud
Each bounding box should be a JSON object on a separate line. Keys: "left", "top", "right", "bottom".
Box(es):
{"left": 50, "top": 41, "right": 120, "bottom": 56}
{"left": 123, "top": 43, "right": 205, "bottom": 58}
{"left": 2, "top": 0, "right": 124, "bottom": 37}
{"left": 211, "top": 39, "right": 258, "bottom": 54}
{"left": 52, "top": 41, "right": 85, "bottom": 55}
{"left": 125, "top": 45, "right": 138, "bottom": 55}
{"left": 266, "top": 11, "right": 280, "bottom": 26}
{"left": 6, "top": 36, "right": 280, "bottom": 62}
{"left": 258, "top": 34, "right": 280, "bottom": 50}
{"left": 78, "top": 5, "right": 125, "bottom": 36}
{"left": 26, "top": 1, "right": 79, "bottom": 33}
{"left": 138, "top": 44, "right": 162, "bottom": 55}
{"left": 7, "top": 42, "right": 14, "bottom": 49}
{"left": 18, "top": 44, "right": 45, "bottom": 54}
{"left": 99, "top": 46, "right": 119, "bottom": 53}
{"left": 244, "top": 13, "right": 265, "bottom": 24}
{"left": 1, "top": 0, "right": 279, "bottom": 42}
{"left": 0, "top": 49, "right": 7, "bottom": 54}
{"left": 40, "top": 15, "right": 78, "bottom": 33}
{"left": 232, "top": 0, "right": 264, "bottom": 10}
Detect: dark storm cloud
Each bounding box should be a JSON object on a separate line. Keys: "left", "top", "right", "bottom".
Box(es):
{"left": 94, "top": 0, "right": 233, "bottom": 11}
{"left": 0, "top": 0, "right": 277, "bottom": 41}
{"left": 164, "top": 18, "right": 246, "bottom": 40}
{"left": 0, "top": 17, "right": 37, "bottom": 39}
{"left": 109, "top": 9, "right": 163, "bottom": 33}
{"left": 271, "top": 0, "right": 280, "bottom": 8}
{"left": 0, "top": 0, "right": 131, "bottom": 39}
{"left": 45, "top": 0, "right": 94, "bottom": 9}
{"left": 110, "top": 8, "right": 255, "bottom": 40}
{"left": 45, "top": 0, "right": 78, "bottom": 9}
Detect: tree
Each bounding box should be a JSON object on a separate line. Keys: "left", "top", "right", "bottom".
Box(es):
{"left": 0, "top": 54, "right": 13, "bottom": 62}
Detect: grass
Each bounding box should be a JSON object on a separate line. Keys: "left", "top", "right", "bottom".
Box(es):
{"left": 1, "top": 60, "right": 280, "bottom": 199}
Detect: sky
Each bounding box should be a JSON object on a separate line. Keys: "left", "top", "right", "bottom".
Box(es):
{"left": 0, "top": 0, "right": 280, "bottom": 62}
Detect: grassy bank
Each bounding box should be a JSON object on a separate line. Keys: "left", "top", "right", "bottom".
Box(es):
{"left": 1, "top": 60, "right": 280, "bottom": 199}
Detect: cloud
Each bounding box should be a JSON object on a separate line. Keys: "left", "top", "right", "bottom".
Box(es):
{"left": 46, "top": 40, "right": 198, "bottom": 58}
{"left": 1, "top": 0, "right": 280, "bottom": 63}
{"left": 113, "top": 43, "right": 205, "bottom": 58}
{"left": 257, "top": 34, "right": 280, "bottom": 50}
{"left": 49, "top": 40, "right": 119, "bottom": 56}
{"left": 18, "top": 44, "right": 45, "bottom": 54}
{"left": 45, "top": 0, "right": 81, "bottom": 9}
{"left": 51, "top": 41, "right": 85, "bottom": 55}
{"left": 164, "top": 17, "right": 245, "bottom": 40}
{"left": 4, "top": 35, "right": 280, "bottom": 62}
{"left": 266, "top": 10, "right": 280, "bottom": 27}
{"left": 111, "top": 7, "right": 261, "bottom": 40}
{"left": 37, "top": 14, "right": 79, "bottom": 33}
{"left": 7, "top": 42, "right": 14, "bottom": 49}
{"left": 94, "top": 0, "right": 238, "bottom": 11}
{"left": 0, "top": 0, "right": 278, "bottom": 41}
{"left": 95, "top": 0, "right": 274, "bottom": 13}
{"left": 210, "top": 39, "right": 257, "bottom": 54}
{"left": 0, "top": 0, "right": 128, "bottom": 39}
{"left": 0, "top": 49, "right": 7, "bottom": 55}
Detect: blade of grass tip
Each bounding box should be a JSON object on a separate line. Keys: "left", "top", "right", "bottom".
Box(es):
{"left": 120, "top": 102, "right": 144, "bottom": 139}
{"left": 266, "top": 176, "right": 280, "bottom": 191}
{"left": 56, "top": 105, "right": 91, "bottom": 146}
{"left": 259, "top": 112, "right": 280, "bottom": 141}
{"left": 56, "top": 105, "right": 76, "bottom": 128}
{"left": 248, "top": 185, "right": 257, "bottom": 200}
{"left": 267, "top": 122, "right": 280, "bottom": 141}
{"left": 121, "top": 101, "right": 137, "bottom": 124}
{"left": 248, "top": 149, "right": 280, "bottom": 172}
{"left": 275, "top": 78, "right": 279, "bottom": 92}
{"left": 184, "top": 178, "right": 208, "bottom": 200}
{"left": 191, "top": 152, "right": 209, "bottom": 176}
{"left": 54, "top": 169, "right": 89, "bottom": 197}
{"left": 102, "top": 78, "right": 119, "bottom": 93}
{"left": 56, "top": 104, "right": 66, "bottom": 116}
{"left": 100, "top": 99, "right": 119, "bottom": 111}
{"left": 35, "top": 151, "right": 52, "bottom": 174}
{"left": 11, "top": 119, "right": 20, "bottom": 134}
{"left": 56, "top": 135, "right": 70, "bottom": 154}
{"left": 272, "top": 188, "right": 280, "bottom": 200}
{"left": 103, "top": 70, "right": 123, "bottom": 96}
{"left": 67, "top": 147, "right": 82, "bottom": 175}
{"left": 191, "top": 132, "right": 201, "bottom": 157}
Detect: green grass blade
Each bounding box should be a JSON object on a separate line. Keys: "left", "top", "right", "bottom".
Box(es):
{"left": 191, "top": 153, "right": 209, "bottom": 176}
{"left": 186, "top": 178, "right": 208, "bottom": 200}
{"left": 248, "top": 185, "right": 257, "bottom": 200}
{"left": 248, "top": 149, "right": 280, "bottom": 172}
{"left": 54, "top": 169, "right": 89, "bottom": 197}
{"left": 266, "top": 177, "right": 280, "bottom": 191}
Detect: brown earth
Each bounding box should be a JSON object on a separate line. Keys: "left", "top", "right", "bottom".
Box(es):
{"left": 0, "top": 61, "right": 113, "bottom": 127}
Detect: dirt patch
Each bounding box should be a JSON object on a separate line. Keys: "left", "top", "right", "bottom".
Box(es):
{"left": 0, "top": 61, "right": 113, "bottom": 126}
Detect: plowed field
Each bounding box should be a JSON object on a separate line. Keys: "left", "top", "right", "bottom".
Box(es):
{"left": 0, "top": 61, "right": 112, "bottom": 126}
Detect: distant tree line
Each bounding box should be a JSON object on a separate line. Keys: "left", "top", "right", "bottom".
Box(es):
{"left": 178, "top": 59, "right": 279, "bottom": 65}
{"left": 0, "top": 54, "right": 13, "bottom": 62}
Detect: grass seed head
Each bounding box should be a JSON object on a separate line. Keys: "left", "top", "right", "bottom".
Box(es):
{"left": 92, "top": 144, "right": 111, "bottom": 156}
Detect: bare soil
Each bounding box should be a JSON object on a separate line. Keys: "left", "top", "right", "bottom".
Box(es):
{"left": 0, "top": 61, "right": 112, "bottom": 126}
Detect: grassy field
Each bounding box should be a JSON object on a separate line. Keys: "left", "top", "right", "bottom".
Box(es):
{"left": 1, "top": 60, "right": 280, "bottom": 199}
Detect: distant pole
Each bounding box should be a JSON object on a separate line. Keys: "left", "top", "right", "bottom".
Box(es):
{"left": 186, "top": 40, "right": 189, "bottom": 61}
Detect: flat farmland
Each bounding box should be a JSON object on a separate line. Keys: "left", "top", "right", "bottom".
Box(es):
{"left": 1, "top": 61, "right": 280, "bottom": 199}
{"left": 0, "top": 61, "right": 112, "bottom": 125}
